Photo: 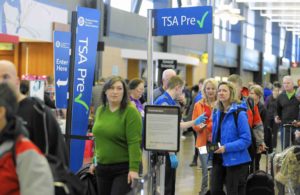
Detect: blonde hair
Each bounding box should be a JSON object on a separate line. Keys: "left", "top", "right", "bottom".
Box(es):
{"left": 202, "top": 78, "right": 218, "bottom": 100}
{"left": 250, "top": 84, "right": 263, "bottom": 98}
{"left": 217, "top": 81, "right": 240, "bottom": 111}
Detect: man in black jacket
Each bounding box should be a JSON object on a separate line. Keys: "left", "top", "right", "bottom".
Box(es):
{"left": 275, "top": 76, "right": 300, "bottom": 150}
{"left": 0, "top": 60, "right": 69, "bottom": 165}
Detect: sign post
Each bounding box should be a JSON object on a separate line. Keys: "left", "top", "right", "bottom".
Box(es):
{"left": 146, "top": 6, "right": 212, "bottom": 195}
{"left": 53, "top": 31, "right": 71, "bottom": 109}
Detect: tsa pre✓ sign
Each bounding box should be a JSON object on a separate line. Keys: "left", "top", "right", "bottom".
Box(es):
{"left": 70, "top": 6, "right": 100, "bottom": 172}
{"left": 153, "top": 6, "right": 212, "bottom": 36}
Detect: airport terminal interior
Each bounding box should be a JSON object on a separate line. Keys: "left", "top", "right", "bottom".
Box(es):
{"left": 0, "top": 0, "right": 300, "bottom": 195}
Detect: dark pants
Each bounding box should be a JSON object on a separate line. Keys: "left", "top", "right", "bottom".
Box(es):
{"left": 165, "top": 154, "right": 176, "bottom": 195}
{"left": 268, "top": 119, "right": 279, "bottom": 149}
{"left": 254, "top": 153, "right": 261, "bottom": 171}
{"left": 210, "top": 160, "right": 249, "bottom": 195}
{"left": 96, "top": 162, "right": 131, "bottom": 195}
{"left": 193, "top": 130, "right": 199, "bottom": 160}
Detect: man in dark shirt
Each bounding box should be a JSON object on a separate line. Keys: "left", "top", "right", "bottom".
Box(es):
{"left": 0, "top": 60, "right": 68, "bottom": 165}
{"left": 275, "top": 76, "right": 300, "bottom": 150}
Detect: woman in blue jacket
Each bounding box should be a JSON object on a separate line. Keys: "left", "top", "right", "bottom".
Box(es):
{"left": 210, "top": 81, "right": 252, "bottom": 195}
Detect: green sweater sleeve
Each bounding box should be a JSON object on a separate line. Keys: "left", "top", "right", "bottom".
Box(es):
{"left": 125, "top": 105, "right": 143, "bottom": 172}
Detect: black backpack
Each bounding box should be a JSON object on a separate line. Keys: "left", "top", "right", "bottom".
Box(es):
{"left": 29, "top": 97, "right": 69, "bottom": 165}
{"left": 76, "top": 163, "right": 98, "bottom": 195}
{"left": 12, "top": 141, "right": 86, "bottom": 195}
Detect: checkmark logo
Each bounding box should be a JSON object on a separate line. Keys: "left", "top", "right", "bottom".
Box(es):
{"left": 75, "top": 93, "right": 89, "bottom": 111}
{"left": 197, "top": 11, "right": 209, "bottom": 29}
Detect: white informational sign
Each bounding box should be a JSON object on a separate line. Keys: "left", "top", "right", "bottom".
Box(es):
{"left": 29, "top": 80, "right": 44, "bottom": 101}
{"left": 144, "top": 105, "right": 180, "bottom": 152}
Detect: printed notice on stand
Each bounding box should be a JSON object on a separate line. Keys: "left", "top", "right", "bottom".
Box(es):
{"left": 144, "top": 105, "right": 180, "bottom": 152}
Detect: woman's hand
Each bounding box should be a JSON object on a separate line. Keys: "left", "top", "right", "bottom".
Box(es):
{"left": 89, "top": 164, "right": 96, "bottom": 175}
{"left": 257, "top": 144, "right": 266, "bottom": 153}
{"left": 214, "top": 146, "right": 225, "bottom": 154}
{"left": 128, "top": 171, "right": 138, "bottom": 185}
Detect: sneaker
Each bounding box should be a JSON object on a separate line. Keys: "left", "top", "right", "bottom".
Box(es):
{"left": 199, "top": 190, "right": 208, "bottom": 195}
{"left": 189, "top": 161, "right": 197, "bottom": 167}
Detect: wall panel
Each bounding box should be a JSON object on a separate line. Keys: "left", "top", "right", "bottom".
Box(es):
{"left": 19, "top": 42, "right": 53, "bottom": 76}
{"left": 127, "top": 59, "right": 139, "bottom": 80}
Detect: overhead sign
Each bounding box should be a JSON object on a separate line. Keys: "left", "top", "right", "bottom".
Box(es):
{"left": 54, "top": 31, "right": 71, "bottom": 108}
{"left": 153, "top": 6, "right": 212, "bottom": 36}
{"left": 70, "top": 6, "right": 100, "bottom": 172}
{"left": 158, "top": 59, "right": 177, "bottom": 69}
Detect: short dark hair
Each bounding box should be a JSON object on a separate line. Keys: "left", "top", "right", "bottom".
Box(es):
{"left": 273, "top": 81, "right": 281, "bottom": 89}
{"left": 128, "top": 78, "right": 144, "bottom": 90}
{"left": 0, "top": 83, "right": 18, "bottom": 120}
{"left": 101, "top": 76, "right": 129, "bottom": 112}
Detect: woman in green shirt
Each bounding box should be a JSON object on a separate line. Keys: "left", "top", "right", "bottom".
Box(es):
{"left": 90, "top": 76, "right": 142, "bottom": 195}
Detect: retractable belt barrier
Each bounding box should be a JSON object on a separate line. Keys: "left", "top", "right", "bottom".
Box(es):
{"left": 64, "top": 134, "right": 94, "bottom": 141}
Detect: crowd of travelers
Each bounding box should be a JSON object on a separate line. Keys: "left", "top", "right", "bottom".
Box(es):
{"left": 1, "top": 59, "right": 299, "bottom": 195}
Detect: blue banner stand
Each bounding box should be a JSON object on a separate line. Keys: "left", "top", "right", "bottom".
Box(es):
{"left": 65, "top": 6, "right": 100, "bottom": 173}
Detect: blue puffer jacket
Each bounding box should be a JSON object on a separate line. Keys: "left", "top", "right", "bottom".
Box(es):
{"left": 211, "top": 102, "right": 252, "bottom": 167}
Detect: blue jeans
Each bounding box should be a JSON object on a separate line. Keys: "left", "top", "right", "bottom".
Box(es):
{"left": 199, "top": 152, "right": 208, "bottom": 194}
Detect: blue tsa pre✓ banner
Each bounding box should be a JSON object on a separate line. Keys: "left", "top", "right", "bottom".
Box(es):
{"left": 70, "top": 6, "right": 100, "bottom": 172}
{"left": 153, "top": 6, "right": 212, "bottom": 36}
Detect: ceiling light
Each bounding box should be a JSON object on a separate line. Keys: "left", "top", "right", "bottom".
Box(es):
{"left": 237, "top": 0, "right": 300, "bottom": 2}
{"left": 260, "top": 10, "right": 300, "bottom": 17}
{"left": 249, "top": 6, "right": 300, "bottom": 10}
{"left": 285, "top": 27, "right": 300, "bottom": 31}
{"left": 271, "top": 19, "right": 300, "bottom": 22}
{"left": 279, "top": 23, "right": 300, "bottom": 28}
{"left": 214, "top": 2, "right": 245, "bottom": 25}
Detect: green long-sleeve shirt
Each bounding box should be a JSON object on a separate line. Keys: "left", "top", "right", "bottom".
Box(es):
{"left": 92, "top": 104, "right": 142, "bottom": 172}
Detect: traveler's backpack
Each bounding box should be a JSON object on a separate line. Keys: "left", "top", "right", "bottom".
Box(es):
{"left": 246, "top": 170, "right": 275, "bottom": 195}
{"left": 76, "top": 163, "right": 98, "bottom": 195}
{"left": 246, "top": 151, "right": 275, "bottom": 195}
{"left": 235, "top": 98, "right": 258, "bottom": 165}
{"left": 12, "top": 141, "right": 86, "bottom": 195}
{"left": 14, "top": 97, "right": 85, "bottom": 195}
{"left": 29, "top": 97, "right": 69, "bottom": 165}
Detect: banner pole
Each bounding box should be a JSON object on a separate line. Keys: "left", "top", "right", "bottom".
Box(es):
{"left": 147, "top": 9, "right": 154, "bottom": 195}
{"left": 65, "top": 11, "right": 77, "bottom": 165}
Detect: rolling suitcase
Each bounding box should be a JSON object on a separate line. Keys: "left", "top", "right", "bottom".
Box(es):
{"left": 246, "top": 151, "right": 275, "bottom": 195}
{"left": 282, "top": 124, "right": 296, "bottom": 151}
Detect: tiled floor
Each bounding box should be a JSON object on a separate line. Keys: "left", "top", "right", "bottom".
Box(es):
{"left": 175, "top": 135, "right": 202, "bottom": 195}
{"left": 142, "top": 133, "right": 280, "bottom": 195}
